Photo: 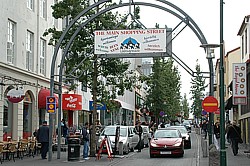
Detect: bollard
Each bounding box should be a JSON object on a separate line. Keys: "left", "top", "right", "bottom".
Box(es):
{"left": 202, "top": 140, "right": 208, "bottom": 157}
{"left": 118, "top": 142, "right": 123, "bottom": 155}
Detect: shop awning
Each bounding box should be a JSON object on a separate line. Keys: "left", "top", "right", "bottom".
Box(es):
{"left": 225, "top": 96, "right": 233, "bottom": 110}
{"left": 38, "top": 89, "right": 58, "bottom": 109}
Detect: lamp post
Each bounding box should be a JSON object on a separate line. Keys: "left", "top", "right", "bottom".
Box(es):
{"left": 219, "top": 0, "right": 226, "bottom": 165}
{"left": 200, "top": 44, "right": 220, "bottom": 146}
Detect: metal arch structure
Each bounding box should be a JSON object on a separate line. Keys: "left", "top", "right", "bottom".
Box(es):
{"left": 48, "top": 0, "right": 214, "bottom": 160}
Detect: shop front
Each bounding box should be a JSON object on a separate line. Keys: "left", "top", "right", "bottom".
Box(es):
{"left": 62, "top": 94, "right": 82, "bottom": 132}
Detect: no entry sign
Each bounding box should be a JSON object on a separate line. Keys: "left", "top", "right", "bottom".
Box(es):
{"left": 202, "top": 96, "right": 218, "bottom": 113}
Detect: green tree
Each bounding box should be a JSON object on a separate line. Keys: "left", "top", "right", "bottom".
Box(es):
{"left": 181, "top": 93, "right": 190, "bottom": 119}
{"left": 189, "top": 60, "right": 207, "bottom": 120}
{"left": 144, "top": 58, "right": 182, "bottom": 123}
{"left": 44, "top": 0, "right": 138, "bottom": 156}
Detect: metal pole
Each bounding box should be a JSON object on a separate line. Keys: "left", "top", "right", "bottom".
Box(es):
{"left": 219, "top": 0, "right": 226, "bottom": 165}
{"left": 208, "top": 58, "right": 214, "bottom": 145}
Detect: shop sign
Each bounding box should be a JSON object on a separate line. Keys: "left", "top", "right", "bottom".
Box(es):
{"left": 232, "top": 63, "right": 247, "bottom": 105}
{"left": 89, "top": 101, "right": 106, "bottom": 111}
{"left": 7, "top": 88, "right": 25, "bottom": 103}
{"left": 62, "top": 94, "right": 82, "bottom": 110}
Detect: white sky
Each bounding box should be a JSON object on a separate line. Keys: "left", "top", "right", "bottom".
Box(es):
{"left": 111, "top": 0, "right": 249, "bottom": 102}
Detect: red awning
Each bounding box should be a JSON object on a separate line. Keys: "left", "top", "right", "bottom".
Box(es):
{"left": 38, "top": 89, "right": 58, "bottom": 109}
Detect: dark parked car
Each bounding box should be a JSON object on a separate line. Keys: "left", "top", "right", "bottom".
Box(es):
{"left": 167, "top": 125, "right": 191, "bottom": 149}
{"left": 149, "top": 128, "right": 184, "bottom": 158}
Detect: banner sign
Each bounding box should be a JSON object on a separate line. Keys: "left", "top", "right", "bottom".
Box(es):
{"left": 62, "top": 94, "right": 82, "bottom": 110}
{"left": 94, "top": 29, "right": 166, "bottom": 55}
{"left": 232, "top": 63, "right": 247, "bottom": 105}
{"left": 89, "top": 101, "right": 107, "bottom": 111}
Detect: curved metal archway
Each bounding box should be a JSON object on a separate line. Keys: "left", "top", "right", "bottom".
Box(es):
{"left": 48, "top": 0, "right": 214, "bottom": 160}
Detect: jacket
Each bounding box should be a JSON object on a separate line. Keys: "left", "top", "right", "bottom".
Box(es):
{"left": 37, "top": 125, "right": 49, "bottom": 143}
{"left": 82, "top": 127, "right": 89, "bottom": 142}
{"left": 227, "top": 125, "right": 241, "bottom": 139}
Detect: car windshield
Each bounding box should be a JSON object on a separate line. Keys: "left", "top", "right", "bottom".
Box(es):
{"left": 101, "top": 127, "right": 127, "bottom": 137}
{"left": 154, "top": 130, "right": 179, "bottom": 138}
{"left": 168, "top": 127, "right": 187, "bottom": 134}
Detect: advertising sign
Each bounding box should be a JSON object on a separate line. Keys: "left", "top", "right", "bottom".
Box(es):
{"left": 232, "top": 63, "right": 247, "bottom": 105}
{"left": 7, "top": 88, "right": 25, "bottom": 103}
{"left": 62, "top": 94, "right": 82, "bottom": 110}
{"left": 94, "top": 29, "right": 166, "bottom": 55}
{"left": 46, "top": 96, "right": 56, "bottom": 114}
{"left": 89, "top": 101, "right": 107, "bottom": 111}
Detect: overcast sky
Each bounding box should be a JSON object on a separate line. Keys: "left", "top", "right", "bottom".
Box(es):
{"left": 111, "top": 0, "right": 249, "bottom": 102}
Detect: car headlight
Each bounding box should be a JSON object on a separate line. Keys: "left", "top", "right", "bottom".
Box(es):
{"left": 150, "top": 142, "right": 159, "bottom": 147}
{"left": 173, "top": 142, "right": 182, "bottom": 147}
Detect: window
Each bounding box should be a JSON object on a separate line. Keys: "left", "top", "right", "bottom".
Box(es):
{"left": 40, "top": 39, "right": 46, "bottom": 75}
{"left": 26, "top": 31, "right": 34, "bottom": 71}
{"left": 27, "top": 0, "right": 34, "bottom": 10}
{"left": 39, "top": 0, "right": 47, "bottom": 18}
{"left": 7, "top": 20, "right": 15, "bottom": 64}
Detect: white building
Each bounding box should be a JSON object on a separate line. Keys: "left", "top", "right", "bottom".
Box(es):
{"left": 0, "top": 0, "right": 63, "bottom": 141}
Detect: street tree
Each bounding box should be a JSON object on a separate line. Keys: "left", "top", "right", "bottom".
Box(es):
{"left": 181, "top": 93, "right": 190, "bottom": 119}
{"left": 144, "top": 58, "right": 182, "bottom": 124}
{"left": 44, "top": 0, "right": 138, "bottom": 156}
{"left": 189, "top": 60, "right": 207, "bottom": 120}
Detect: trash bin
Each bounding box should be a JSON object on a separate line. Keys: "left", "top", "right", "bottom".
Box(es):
{"left": 67, "top": 136, "right": 80, "bottom": 161}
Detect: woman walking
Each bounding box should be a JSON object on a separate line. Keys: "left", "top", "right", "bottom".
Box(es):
{"left": 227, "top": 121, "right": 241, "bottom": 156}
{"left": 214, "top": 121, "right": 220, "bottom": 150}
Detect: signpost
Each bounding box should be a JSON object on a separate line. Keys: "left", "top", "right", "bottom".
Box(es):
{"left": 202, "top": 96, "right": 218, "bottom": 113}
{"left": 46, "top": 96, "right": 56, "bottom": 114}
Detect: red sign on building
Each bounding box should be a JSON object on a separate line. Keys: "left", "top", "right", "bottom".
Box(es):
{"left": 62, "top": 94, "right": 82, "bottom": 110}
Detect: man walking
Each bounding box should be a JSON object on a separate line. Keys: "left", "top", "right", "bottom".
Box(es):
{"left": 82, "top": 122, "right": 90, "bottom": 160}
{"left": 135, "top": 120, "right": 143, "bottom": 152}
{"left": 37, "top": 121, "right": 49, "bottom": 159}
{"left": 227, "top": 121, "right": 241, "bottom": 156}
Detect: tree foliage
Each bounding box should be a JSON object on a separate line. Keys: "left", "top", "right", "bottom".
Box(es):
{"left": 44, "top": 0, "right": 140, "bottom": 155}
{"left": 181, "top": 93, "right": 190, "bottom": 119}
{"left": 144, "top": 58, "right": 182, "bottom": 122}
{"left": 189, "top": 60, "right": 207, "bottom": 119}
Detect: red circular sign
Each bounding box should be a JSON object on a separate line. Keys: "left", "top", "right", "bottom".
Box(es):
{"left": 202, "top": 96, "right": 218, "bottom": 113}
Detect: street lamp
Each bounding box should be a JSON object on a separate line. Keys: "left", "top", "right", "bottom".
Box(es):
{"left": 200, "top": 44, "right": 220, "bottom": 146}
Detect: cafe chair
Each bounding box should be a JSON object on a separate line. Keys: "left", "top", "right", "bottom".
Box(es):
{"left": 8, "top": 143, "right": 17, "bottom": 162}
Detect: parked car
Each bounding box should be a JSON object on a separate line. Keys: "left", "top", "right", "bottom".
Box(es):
{"left": 182, "top": 119, "right": 192, "bottom": 131}
{"left": 167, "top": 125, "right": 191, "bottom": 149}
{"left": 149, "top": 128, "right": 184, "bottom": 158}
{"left": 97, "top": 125, "right": 139, "bottom": 154}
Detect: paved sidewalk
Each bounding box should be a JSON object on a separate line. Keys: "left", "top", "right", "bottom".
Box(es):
{"left": 197, "top": 131, "right": 250, "bottom": 166}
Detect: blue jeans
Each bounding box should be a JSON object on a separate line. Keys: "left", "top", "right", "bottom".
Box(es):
{"left": 83, "top": 141, "right": 89, "bottom": 158}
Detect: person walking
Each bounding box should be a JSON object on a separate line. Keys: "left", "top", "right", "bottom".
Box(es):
{"left": 227, "top": 121, "right": 241, "bottom": 156}
{"left": 37, "top": 121, "right": 49, "bottom": 159}
{"left": 201, "top": 120, "right": 208, "bottom": 139}
{"left": 82, "top": 122, "right": 90, "bottom": 160}
{"left": 214, "top": 121, "right": 220, "bottom": 150}
{"left": 135, "top": 120, "right": 143, "bottom": 152}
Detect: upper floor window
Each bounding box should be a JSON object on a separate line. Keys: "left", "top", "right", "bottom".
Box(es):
{"left": 40, "top": 39, "right": 46, "bottom": 75}
{"left": 7, "top": 20, "right": 15, "bottom": 64}
{"left": 27, "top": 0, "right": 34, "bottom": 11}
{"left": 39, "top": 0, "right": 47, "bottom": 19}
{"left": 26, "top": 31, "right": 34, "bottom": 71}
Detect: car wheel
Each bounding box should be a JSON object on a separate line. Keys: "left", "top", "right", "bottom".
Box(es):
{"left": 124, "top": 144, "right": 129, "bottom": 154}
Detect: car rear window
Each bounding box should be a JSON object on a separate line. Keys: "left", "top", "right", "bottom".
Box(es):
{"left": 154, "top": 130, "right": 179, "bottom": 138}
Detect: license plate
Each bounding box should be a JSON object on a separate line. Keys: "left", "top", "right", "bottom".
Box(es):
{"left": 160, "top": 151, "right": 171, "bottom": 154}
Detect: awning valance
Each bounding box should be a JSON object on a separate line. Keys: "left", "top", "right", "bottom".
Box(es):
{"left": 113, "top": 99, "right": 134, "bottom": 111}
{"left": 38, "top": 89, "right": 58, "bottom": 109}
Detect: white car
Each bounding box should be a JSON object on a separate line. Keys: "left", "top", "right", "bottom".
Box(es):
{"left": 97, "top": 125, "right": 139, "bottom": 154}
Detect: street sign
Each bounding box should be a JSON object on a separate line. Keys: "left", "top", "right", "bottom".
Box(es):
{"left": 202, "top": 96, "right": 218, "bottom": 113}
{"left": 46, "top": 96, "right": 56, "bottom": 114}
